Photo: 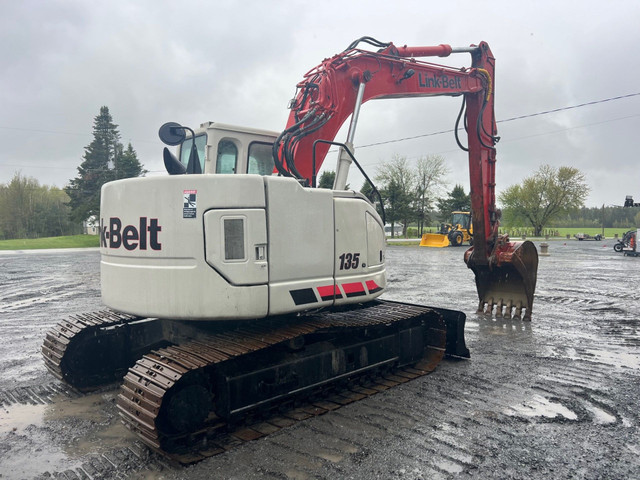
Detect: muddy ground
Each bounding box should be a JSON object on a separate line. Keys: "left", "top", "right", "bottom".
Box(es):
{"left": 0, "top": 241, "right": 638, "bottom": 479}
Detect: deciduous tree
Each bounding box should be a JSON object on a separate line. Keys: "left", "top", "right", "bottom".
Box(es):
{"left": 499, "top": 165, "right": 589, "bottom": 236}
{"left": 0, "top": 173, "right": 79, "bottom": 239}
{"left": 376, "top": 156, "right": 414, "bottom": 237}
{"left": 374, "top": 155, "right": 450, "bottom": 236}
{"left": 414, "top": 155, "right": 449, "bottom": 235}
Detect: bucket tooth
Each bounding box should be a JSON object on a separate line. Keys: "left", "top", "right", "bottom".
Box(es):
{"left": 477, "top": 300, "right": 485, "bottom": 315}
{"left": 505, "top": 300, "right": 513, "bottom": 319}
{"left": 485, "top": 297, "right": 494, "bottom": 316}
{"left": 513, "top": 301, "right": 522, "bottom": 321}
{"left": 495, "top": 299, "right": 504, "bottom": 318}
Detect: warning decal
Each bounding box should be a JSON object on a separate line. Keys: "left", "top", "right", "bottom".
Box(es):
{"left": 183, "top": 190, "right": 197, "bottom": 218}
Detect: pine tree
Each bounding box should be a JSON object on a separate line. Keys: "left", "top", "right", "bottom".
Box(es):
{"left": 317, "top": 170, "right": 336, "bottom": 189}
{"left": 115, "top": 143, "right": 147, "bottom": 180}
{"left": 66, "top": 106, "right": 145, "bottom": 223}
{"left": 437, "top": 184, "right": 471, "bottom": 219}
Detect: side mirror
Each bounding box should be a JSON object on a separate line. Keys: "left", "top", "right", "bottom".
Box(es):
{"left": 159, "top": 122, "right": 186, "bottom": 146}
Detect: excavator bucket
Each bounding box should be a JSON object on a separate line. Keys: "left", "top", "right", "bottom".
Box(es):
{"left": 465, "top": 240, "right": 538, "bottom": 320}
{"left": 420, "top": 233, "right": 450, "bottom": 248}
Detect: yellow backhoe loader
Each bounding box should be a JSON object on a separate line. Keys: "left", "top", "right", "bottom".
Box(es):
{"left": 420, "top": 211, "right": 472, "bottom": 247}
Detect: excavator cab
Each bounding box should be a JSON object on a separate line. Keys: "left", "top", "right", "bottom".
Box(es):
{"left": 159, "top": 121, "right": 279, "bottom": 176}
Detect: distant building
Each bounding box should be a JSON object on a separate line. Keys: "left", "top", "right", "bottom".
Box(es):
{"left": 83, "top": 216, "right": 99, "bottom": 235}
{"left": 384, "top": 223, "right": 403, "bottom": 237}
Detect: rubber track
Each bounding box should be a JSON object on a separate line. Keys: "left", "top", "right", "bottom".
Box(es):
{"left": 41, "top": 310, "right": 138, "bottom": 385}
{"left": 116, "top": 301, "right": 445, "bottom": 463}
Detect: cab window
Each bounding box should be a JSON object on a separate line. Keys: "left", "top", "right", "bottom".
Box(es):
{"left": 452, "top": 212, "right": 471, "bottom": 230}
{"left": 247, "top": 142, "right": 275, "bottom": 175}
{"left": 216, "top": 140, "right": 238, "bottom": 174}
{"left": 180, "top": 134, "right": 207, "bottom": 172}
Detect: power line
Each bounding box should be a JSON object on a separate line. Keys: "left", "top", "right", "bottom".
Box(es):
{"left": 358, "top": 112, "right": 640, "bottom": 169}
{"left": 499, "top": 93, "right": 640, "bottom": 123}
{"left": 0, "top": 163, "right": 79, "bottom": 170}
{"left": 0, "top": 126, "right": 91, "bottom": 137}
{"left": 2, "top": 92, "right": 639, "bottom": 174}
{"left": 0, "top": 125, "right": 158, "bottom": 144}
{"left": 355, "top": 92, "right": 640, "bottom": 149}
{"left": 2, "top": 93, "right": 639, "bottom": 147}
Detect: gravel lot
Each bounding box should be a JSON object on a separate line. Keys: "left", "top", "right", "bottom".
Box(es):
{"left": 0, "top": 241, "right": 639, "bottom": 479}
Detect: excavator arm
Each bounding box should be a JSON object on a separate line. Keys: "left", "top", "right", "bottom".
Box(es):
{"left": 275, "top": 37, "right": 538, "bottom": 319}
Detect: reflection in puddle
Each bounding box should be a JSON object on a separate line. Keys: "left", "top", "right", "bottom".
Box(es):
{"left": 472, "top": 316, "right": 533, "bottom": 335}
{"left": 544, "top": 345, "right": 640, "bottom": 370}
{"left": 0, "top": 390, "right": 135, "bottom": 478}
{"left": 582, "top": 402, "right": 616, "bottom": 424}
{"left": 507, "top": 394, "right": 577, "bottom": 420}
{"left": 0, "top": 402, "right": 46, "bottom": 434}
{"left": 579, "top": 348, "right": 640, "bottom": 370}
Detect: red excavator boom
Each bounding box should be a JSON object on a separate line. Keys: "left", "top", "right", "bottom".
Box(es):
{"left": 274, "top": 37, "right": 538, "bottom": 319}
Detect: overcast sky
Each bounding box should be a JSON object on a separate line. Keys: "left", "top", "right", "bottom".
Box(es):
{"left": 2, "top": 0, "right": 639, "bottom": 208}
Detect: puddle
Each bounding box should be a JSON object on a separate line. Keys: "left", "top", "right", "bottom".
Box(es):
{"left": 463, "top": 320, "right": 479, "bottom": 331}
{"left": 433, "top": 458, "right": 465, "bottom": 473}
{"left": 1, "top": 402, "right": 73, "bottom": 478}
{"left": 45, "top": 392, "right": 110, "bottom": 422}
{"left": 43, "top": 391, "right": 136, "bottom": 456}
{"left": 0, "top": 402, "right": 46, "bottom": 434}
{"left": 316, "top": 451, "right": 344, "bottom": 463}
{"left": 579, "top": 348, "right": 640, "bottom": 370}
{"left": 0, "top": 391, "right": 135, "bottom": 478}
{"left": 507, "top": 394, "right": 577, "bottom": 420}
{"left": 582, "top": 402, "right": 616, "bottom": 424}
{"left": 543, "top": 345, "right": 640, "bottom": 370}
{"left": 0, "top": 443, "right": 70, "bottom": 479}
{"left": 284, "top": 470, "right": 311, "bottom": 480}
{"left": 72, "top": 415, "right": 133, "bottom": 456}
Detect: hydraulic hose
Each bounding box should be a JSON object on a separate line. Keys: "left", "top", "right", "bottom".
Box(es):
{"left": 455, "top": 96, "right": 469, "bottom": 152}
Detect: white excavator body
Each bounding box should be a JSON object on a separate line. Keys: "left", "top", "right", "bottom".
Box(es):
{"left": 100, "top": 124, "right": 385, "bottom": 320}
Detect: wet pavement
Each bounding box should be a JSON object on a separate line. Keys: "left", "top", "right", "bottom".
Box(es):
{"left": 0, "top": 241, "right": 639, "bottom": 479}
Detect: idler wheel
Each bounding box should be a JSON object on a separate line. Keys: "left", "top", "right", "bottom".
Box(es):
{"left": 163, "top": 381, "right": 211, "bottom": 434}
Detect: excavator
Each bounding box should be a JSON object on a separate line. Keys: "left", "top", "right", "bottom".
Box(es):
{"left": 42, "top": 37, "right": 538, "bottom": 460}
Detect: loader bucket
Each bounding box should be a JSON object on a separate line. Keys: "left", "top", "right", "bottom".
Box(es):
{"left": 464, "top": 240, "right": 538, "bottom": 320}
{"left": 420, "top": 233, "right": 450, "bottom": 248}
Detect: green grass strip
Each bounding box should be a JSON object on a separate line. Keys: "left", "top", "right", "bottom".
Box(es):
{"left": 0, "top": 235, "right": 100, "bottom": 250}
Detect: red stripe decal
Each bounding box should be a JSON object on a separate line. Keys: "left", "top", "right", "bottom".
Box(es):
{"left": 366, "top": 280, "right": 382, "bottom": 293}
{"left": 342, "top": 282, "right": 366, "bottom": 297}
{"left": 318, "top": 285, "right": 340, "bottom": 297}
{"left": 317, "top": 284, "right": 342, "bottom": 299}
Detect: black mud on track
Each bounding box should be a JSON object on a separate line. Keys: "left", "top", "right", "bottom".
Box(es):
{"left": 0, "top": 242, "right": 639, "bottom": 479}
